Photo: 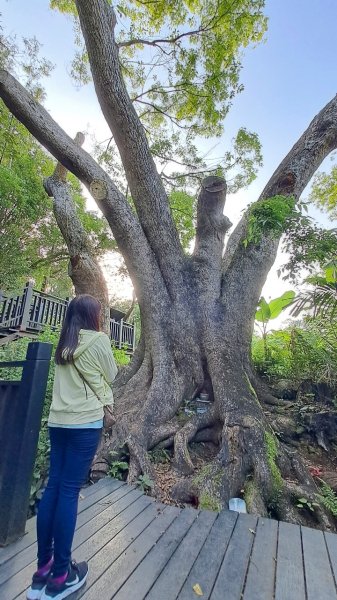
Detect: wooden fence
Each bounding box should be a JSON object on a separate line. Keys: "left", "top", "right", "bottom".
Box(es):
{"left": 0, "top": 282, "right": 136, "bottom": 351}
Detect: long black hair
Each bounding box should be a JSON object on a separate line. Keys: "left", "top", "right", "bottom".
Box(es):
{"left": 55, "top": 294, "right": 101, "bottom": 365}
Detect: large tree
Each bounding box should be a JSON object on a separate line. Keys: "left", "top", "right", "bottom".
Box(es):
{"left": 1, "top": 0, "right": 337, "bottom": 526}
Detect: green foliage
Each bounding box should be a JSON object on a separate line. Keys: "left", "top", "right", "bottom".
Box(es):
{"left": 0, "top": 28, "right": 115, "bottom": 294}
{"left": 51, "top": 0, "right": 266, "bottom": 138}
{"left": 255, "top": 291, "right": 295, "bottom": 363}
{"left": 291, "top": 263, "right": 337, "bottom": 320}
{"left": 199, "top": 491, "right": 222, "bottom": 512}
{"left": 310, "top": 165, "right": 337, "bottom": 220}
{"left": 226, "top": 128, "right": 263, "bottom": 193}
{"left": 296, "top": 497, "right": 319, "bottom": 512}
{"left": 0, "top": 100, "right": 115, "bottom": 294}
{"left": 281, "top": 214, "right": 337, "bottom": 283}
{"left": 169, "top": 191, "right": 195, "bottom": 250}
{"left": 149, "top": 448, "right": 171, "bottom": 464}
{"left": 136, "top": 474, "right": 154, "bottom": 492}
{"left": 252, "top": 330, "right": 292, "bottom": 380}
{"left": 317, "top": 480, "right": 337, "bottom": 517}
{"left": 265, "top": 431, "right": 282, "bottom": 504}
{"left": 112, "top": 345, "right": 130, "bottom": 366}
{"left": 252, "top": 319, "right": 337, "bottom": 387}
{"left": 255, "top": 291, "right": 296, "bottom": 324}
{"left": 108, "top": 452, "right": 129, "bottom": 480}
{"left": 244, "top": 195, "right": 296, "bottom": 248}
{"left": 49, "top": 1, "right": 266, "bottom": 191}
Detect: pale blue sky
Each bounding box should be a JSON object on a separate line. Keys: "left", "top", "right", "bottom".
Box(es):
{"left": 2, "top": 0, "right": 336, "bottom": 303}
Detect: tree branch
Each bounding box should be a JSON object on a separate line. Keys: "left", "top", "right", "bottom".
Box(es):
{"left": 44, "top": 132, "right": 110, "bottom": 329}
{"left": 193, "top": 176, "right": 231, "bottom": 297}
{"left": 223, "top": 94, "right": 337, "bottom": 324}
{"left": 118, "top": 0, "right": 237, "bottom": 51}
{"left": 118, "top": 27, "right": 207, "bottom": 51}
{"left": 0, "top": 69, "right": 162, "bottom": 305}
{"left": 136, "top": 99, "right": 193, "bottom": 130}
{"left": 75, "top": 0, "right": 184, "bottom": 296}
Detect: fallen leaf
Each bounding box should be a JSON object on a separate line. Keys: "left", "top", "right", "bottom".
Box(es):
{"left": 193, "top": 583, "right": 203, "bottom": 596}
{"left": 249, "top": 528, "right": 256, "bottom": 534}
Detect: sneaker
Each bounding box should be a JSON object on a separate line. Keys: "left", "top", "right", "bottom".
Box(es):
{"left": 27, "top": 560, "right": 53, "bottom": 600}
{"left": 41, "top": 561, "right": 88, "bottom": 600}
{"left": 27, "top": 570, "right": 51, "bottom": 600}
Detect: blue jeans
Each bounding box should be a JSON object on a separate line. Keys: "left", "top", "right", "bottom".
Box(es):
{"left": 37, "top": 427, "right": 101, "bottom": 576}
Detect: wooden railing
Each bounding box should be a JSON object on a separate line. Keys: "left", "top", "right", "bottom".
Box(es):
{"left": 0, "top": 282, "right": 136, "bottom": 351}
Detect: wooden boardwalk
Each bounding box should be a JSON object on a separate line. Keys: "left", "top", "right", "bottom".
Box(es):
{"left": 1, "top": 478, "right": 337, "bottom": 600}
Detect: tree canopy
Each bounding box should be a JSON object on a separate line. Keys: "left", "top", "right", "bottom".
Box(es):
{"left": 310, "top": 164, "right": 337, "bottom": 220}
{"left": 50, "top": 0, "right": 265, "bottom": 192}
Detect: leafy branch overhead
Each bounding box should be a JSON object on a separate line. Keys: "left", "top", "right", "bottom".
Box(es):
{"left": 50, "top": 0, "right": 265, "bottom": 186}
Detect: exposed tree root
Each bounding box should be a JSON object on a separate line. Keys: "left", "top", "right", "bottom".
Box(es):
{"left": 173, "top": 406, "right": 219, "bottom": 475}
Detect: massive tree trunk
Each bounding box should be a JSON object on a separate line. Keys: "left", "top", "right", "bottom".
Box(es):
{"left": 1, "top": 0, "right": 337, "bottom": 526}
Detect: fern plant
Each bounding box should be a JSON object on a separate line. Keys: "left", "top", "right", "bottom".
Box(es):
{"left": 317, "top": 480, "right": 337, "bottom": 517}
{"left": 108, "top": 451, "right": 129, "bottom": 480}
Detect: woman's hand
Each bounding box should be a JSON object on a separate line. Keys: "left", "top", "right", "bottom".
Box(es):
{"left": 103, "top": 405, "right": 115, "bottom": 428}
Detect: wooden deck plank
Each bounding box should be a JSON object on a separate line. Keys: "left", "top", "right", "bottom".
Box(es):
{"left": 80, "top": 506, "right": 179, "bottom": 600}
{"left": 177, "top": 510, "right": 238, "bottom": 600}
{"left": 75, "top": 482, "right": 128, "bottom": 528}
{"left": 0, "top": 486, "right": 141, "bottom": 587}
{"left": 74, "top": 502, "right": 167, "bottom": 598}
{"left": 275, "top": 521, "right": 306, "bottom": 600}
{"left": 114, "top": 508, "right": 198, "bottom": 600}
{"left": 302, "top": 526, "right": 337, "bottom": 600}
{"left": 0, "top": 478, "right": 122, "bottom": 566}
{"left": 325, "top": 531, "right": 337, "bottom": 585}
{"left": 243, "top": 517, "right": 278, "bottom": 600}
{"left": 146, "top": 510, "right": 217, "bottom": 600}
{"left": 210, "top": 513, "right": 258, "bottom": 600}
{"left": 6, "top": 494, "right": 153, "bottom": 600}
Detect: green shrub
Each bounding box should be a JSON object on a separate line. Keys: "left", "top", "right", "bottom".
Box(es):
{"left": 244, "top": 195, "right": 296, "bottom": 247}
{"left": 108, "top": 452, "right": 129, "bottom": 480}
{"left": 252, "top": 319, "right": 337, "bottom": 388}
{"left": 317, "top": 480, "right": 337, "bottom": 517}
{"left": 136, "top": 474, "right": 154, "bottom": 492}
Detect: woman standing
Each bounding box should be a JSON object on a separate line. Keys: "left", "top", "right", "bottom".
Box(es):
{"left": 27, "top": 295, "right": 117, "bottom": 600}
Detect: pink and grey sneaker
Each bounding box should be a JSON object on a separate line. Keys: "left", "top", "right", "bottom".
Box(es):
{"left": 41, "top": 560, "right": 88, "bottom": 600}
{"left": 27, "top": 558, "right": 53, "bottom": 600}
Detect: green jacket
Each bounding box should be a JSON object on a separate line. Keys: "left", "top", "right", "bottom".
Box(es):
{"left": 48, "top": 329, "right": 118, "bottom": 425}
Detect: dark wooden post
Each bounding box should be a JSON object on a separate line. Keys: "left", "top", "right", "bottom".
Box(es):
{"left": 20, "top": 281, "right": 34, "bottom": 332}
{"left": 132, "top": 322, "right": 137, "bottom": 352}
{"left": 118, "top": 318, "right": 124, "bottom": 349}
{"left": 0, "top": 341, "right": 52, "bottom": 546}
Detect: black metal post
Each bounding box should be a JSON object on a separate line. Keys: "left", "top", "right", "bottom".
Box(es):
{"left": 0, "top": 341, "right": 52, "bottom": 546}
